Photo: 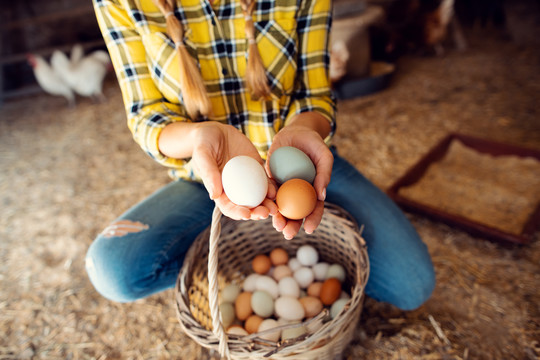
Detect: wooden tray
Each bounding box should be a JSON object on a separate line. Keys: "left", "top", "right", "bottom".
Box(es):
{"left": 387, "top": 133, "right": 540, "bottom": 245}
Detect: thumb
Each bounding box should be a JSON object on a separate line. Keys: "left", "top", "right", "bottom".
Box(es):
{"left": 193, "top": 149, "right": 223, "bottom": 200}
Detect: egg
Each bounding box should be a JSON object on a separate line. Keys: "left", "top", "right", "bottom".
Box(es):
{"left": 272, "top": 265, "right": 293, "bottom": 281}
{"left": 219, "top": 302, "right": 236, "bottom": 328}
{"left": 252, "top": 254, "right": 272, "bottom": 274}
{"left": 275, "top": 296, "right": 305, "bottom": 321}
{"left": 257, "top": 319, "right": 281, "bottom": 342}
{"left": 293, "top": 267, "right": 314, "bottom": 289}
{"left": 221, "top": 156, "right": 268, "bottom": 208}
{"left": 251, "top": 291, "right": 274, "bottom": 318}
{"left": 320, "top": 278, "right": 341, "bottom": 306}
{"left": 326, "top": 264, "right": 346, "bottom": 282}
{"left": 269, "top": 248, "right": 289, "bottom": 266}
{"left": 221, "top": 283, "right": 241, "bottom": 303}
{"left": 330, "top": 298, "right": 349, "bottom": 319}
{"left": 243, "top": 273, "right": 260, "bottom": 292}
{"left": 312, "top": 262, "right": 330, "bottom": 281}
{"left": 235, "top": 292, "right": 253, "bottom": 320}
{"left": 278, "top": 276, "right": 301, "bottom": 298}
{"left": 281, "top": 325, "right": 307, "bottom": 341}
{"left": 245, "top": 315, "right": 264, "bottom": 334}
{"left": 269, "top": 146, "right": 316, "bottom": 185}
{"left": 296, "top": 245, "right": 318, "bottom": 266}
{"left": 276, "top": 179, "right": 317, "bottom": 220}
{"left": 288, "top": 257, "right": 302, "bottom": 272}
{"left": 299, "top": 296, "right": 324, "bottom": 318}
{"left": 255, "top": 276, "right": 279, "bottom": 299}
{"left": 307, "top": 282, "right": 323, "bottom": 297}
{"left": 227, "top": 325, "right": 248, "bottom": 336}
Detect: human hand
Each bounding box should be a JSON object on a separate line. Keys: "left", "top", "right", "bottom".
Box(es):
{"left": 267, "top": 117, "right": 333, "bottom": 239}
{"left": 191, "top": 122, "right": 278, "bottom": 220}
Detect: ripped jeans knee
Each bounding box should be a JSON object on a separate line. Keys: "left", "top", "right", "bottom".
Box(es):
{"left": 85, "top": 219, "right": 151, "bottom": 303}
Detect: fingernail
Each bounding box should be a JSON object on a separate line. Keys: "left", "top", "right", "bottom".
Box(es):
{"left": 320, "top": 188, "right": 326, "bottom": 201}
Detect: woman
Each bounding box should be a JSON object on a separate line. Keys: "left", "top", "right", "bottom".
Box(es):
{"left": 86, "top": 0, "right": 435, "bottom": 310}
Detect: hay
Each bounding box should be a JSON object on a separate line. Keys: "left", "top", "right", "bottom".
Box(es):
{"left": 1, "top": 28, "right": 539, "bottom": 359}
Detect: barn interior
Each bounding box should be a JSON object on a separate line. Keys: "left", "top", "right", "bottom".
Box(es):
{"left": 1, "top": 0, "right": 539, "bottom": 359}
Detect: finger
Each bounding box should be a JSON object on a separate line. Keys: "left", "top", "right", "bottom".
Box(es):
{"left": 303, "top": 200, "right": 325, "bottom": 234}
{"left": 267, "top": 178, "right": 278, "bottom": 200}
{"left": 214, "top": 193, "right": 251, "bottom": 220}
{"left": 261, "top": 198, "right": 278, "bottom": 216}
{"left": 272, "top": 212, "right": 287, "bottom": 232}
{"left": 249, "top": 205, "right": 270, "bottom": 220}
{"left": 282, "top": 219, "right": 302, "bottom": 240}
{"left": 312, "top": 147, "right": 333, "bottom": 201}
{"left": 193, "top": 148, "right": 222, "bottom": 200}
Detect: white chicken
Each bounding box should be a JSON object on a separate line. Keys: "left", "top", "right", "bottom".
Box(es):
{"left": 26, "top": 53, "right": 76, "bottom": 106}
{"left": 51, "top": 44, "right": 112, "bottom": 101}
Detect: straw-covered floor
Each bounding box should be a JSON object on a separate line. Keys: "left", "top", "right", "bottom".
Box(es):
{"left": 1, "top": 27, "right": 539, "bottom": 359}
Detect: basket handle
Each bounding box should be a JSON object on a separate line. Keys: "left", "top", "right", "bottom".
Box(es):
{"left": 208, "top": 205, "right": 231, "bottom": 359}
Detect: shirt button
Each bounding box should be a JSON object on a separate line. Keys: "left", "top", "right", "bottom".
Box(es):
{"left": 222, "top": 68, "right": 228, "bottom": 75}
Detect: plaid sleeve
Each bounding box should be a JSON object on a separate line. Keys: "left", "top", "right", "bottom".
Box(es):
{"left": 93, "top": 0, "right": 190, "bottom": 170}
{"left": 285, "top": 0, "right": 336, "bottom": 141}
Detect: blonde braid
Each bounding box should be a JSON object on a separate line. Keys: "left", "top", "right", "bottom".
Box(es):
{"left": 152, "top": 0, "right": 212, "bottom": 118}
{"left": 240, "top": 0, "right": 271, "bottom": 100}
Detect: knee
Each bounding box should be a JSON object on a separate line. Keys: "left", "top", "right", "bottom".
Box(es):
{"left": 390, "top": 261, "right": 436, "bottom": 311}
{"left": 85, "top": 236, "right": 142, "bottom": 303}
{"left": 366, "top": 251, "right": 436, "bottom": 311}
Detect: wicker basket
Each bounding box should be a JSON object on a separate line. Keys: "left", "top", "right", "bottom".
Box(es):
{"left": 175, "top": 203, "right": 369, "bottom": 359}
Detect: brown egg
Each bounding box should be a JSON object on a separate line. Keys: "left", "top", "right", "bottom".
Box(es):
{"left": 299, "top": 296, "right": 324, "bottom": 318}
{"left": 320, "top": 278, "right": 341, "bottom": 305}
{"left": 270, "top": 248, "right": 289, "bottom": 266}
{"left": 307, "top": 282, "right": 323, "bottom": 297}
{"left": 245, "top": 314, "right": 264, "bottom": 334}
{"left": 235, "top": 292, "right": 253, "bottom": 320}
{"left": 252, "top": 254, "right": 272, "bottom": 274}
{"left": 276, "top": 179, "right": 317, "bottom": 220}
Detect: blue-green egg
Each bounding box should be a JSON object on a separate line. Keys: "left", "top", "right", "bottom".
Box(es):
{"left": 269, "top": 146, "right": 316, "bottom": 184}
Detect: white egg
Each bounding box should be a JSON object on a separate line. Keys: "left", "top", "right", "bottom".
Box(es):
{"left": 296, "top": 245, "right": 318, "bottom": 266}
{"left": 339, "top": 291, "right": 351, "bottom": 300}
{"left": 243, "top": 273, "right": 260, "bottom": 292}
{"left": 278, "top": 276, "right": 301, "bottom": 298}
{"left": 255, "top": 275, "right": 279, "bottom": 299}
{"left": 275, "top": 296, "right": 305, "bottom": 321}
{"left": 227, "top": 326, "right": 248, "bottom": 336}
{"left": 326, "top": 264, "right": 346, "bottom": 282}
{"left": 293, "top": 267, "right": 314, "bottom": 289}
{"left": 281, "top": 325, "right": 307, "bottom": 341}
{"left": 257, "top": 319, "right": 281, "bottom": 342}
{"left": 312, "top": 262, "right": 329, "bottom": 281}
{"left": 221, "top": 156, "right": 268, "bottom": 208}
{"left": 288, "top": 257, "right": 302, "bottom": 272}
{"left": 330, "top": 298, "right": 349, "bottom": 319}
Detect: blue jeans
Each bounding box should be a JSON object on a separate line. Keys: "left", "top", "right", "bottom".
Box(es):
{"left": 86, "top": 150, "right": 435, "bottom": 310}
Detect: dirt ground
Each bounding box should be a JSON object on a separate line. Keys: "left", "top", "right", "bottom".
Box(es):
{"left": 1, "top": 24, "right": 539, "bottom": 360}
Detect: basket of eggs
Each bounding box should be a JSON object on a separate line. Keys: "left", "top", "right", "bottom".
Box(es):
{"left": 175, "top": 147, "right": 369, "bottom": 359}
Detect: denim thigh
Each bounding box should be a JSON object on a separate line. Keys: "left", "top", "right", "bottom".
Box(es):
{"left": 85, "top": 179, "right": 214, "bottom": 302}
{"left": 326, "top": 150, "right": 435, "bottom": 310}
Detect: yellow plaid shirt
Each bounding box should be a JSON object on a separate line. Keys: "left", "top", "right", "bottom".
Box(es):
{"left": 93, "top": 0, "right": 336, "bottom": 180}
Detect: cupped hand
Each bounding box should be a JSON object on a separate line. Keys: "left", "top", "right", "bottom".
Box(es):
{"left": 191, "top": 122, "right": 277, "bottom": 220}
{"left": 267, "top": 121, "right": 333, "bottom": 239}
